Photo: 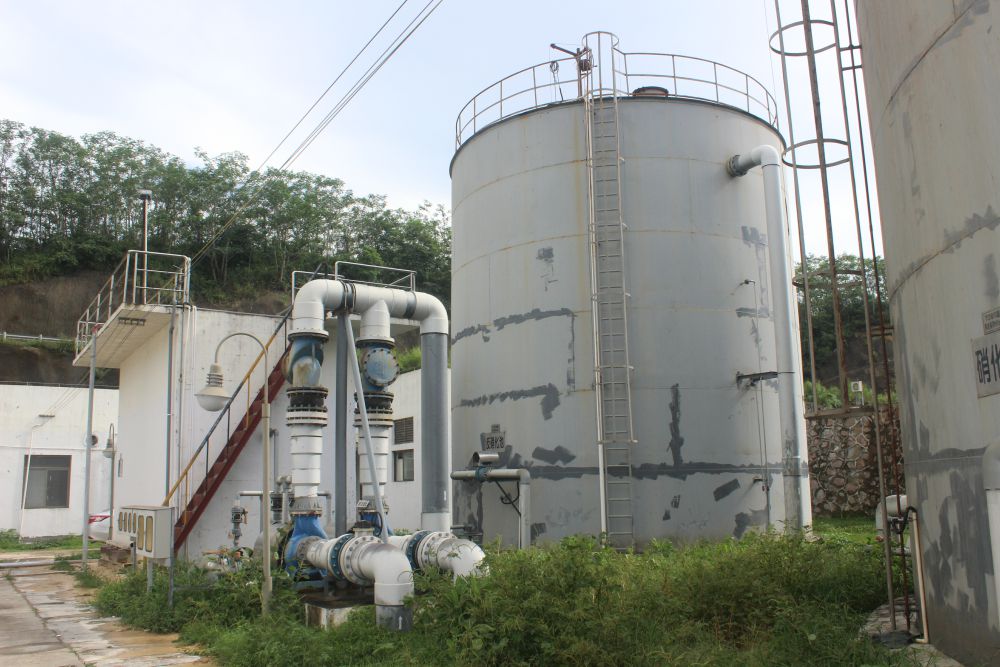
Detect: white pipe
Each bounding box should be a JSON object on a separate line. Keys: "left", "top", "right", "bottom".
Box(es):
{"left": 302, "top": 533, "right": 414, "bottom": 630}
{"left": 289, "top": 280, "right": 450, "bottom": 531}
{"left": 289, "top": 420, "right": 324, "bottom": 506}
{"left": 357, "top": 301, "right": 393, "bottom": 503}
{"left": 389, "top": 532, "right": 487, "bottom": 579}
{"left": 451, "top": 468, "right": 532, "bottom": 548}
{"left": 357, "top": 424, "right": 392, "bottom": 502}
{"left": 292, "top": 280, "right": 449, "bottom": 337}
{"left": 728, "top": 145, "right": 812, "bottom": 530}
{"left": 356, "top": 542, "right": 414, "bottom": 609}
{"left": 360, "top": 299, "right": 392, "bottom": 342}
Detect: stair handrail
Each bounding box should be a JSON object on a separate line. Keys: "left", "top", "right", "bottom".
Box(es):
{"left": 162, "top": 313, "right": 289, "bottom": 509}
{"left": 163, "top": 264, "right": 330, "bottom": 510}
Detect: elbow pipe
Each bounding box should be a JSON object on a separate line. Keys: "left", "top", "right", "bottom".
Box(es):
{"left": 389, "top": 531, "right": 487, "bottom": 579}
{"left": 360, "top": 542, "right": 415, "bottom": 630}
{"left": 290, "top": 279, "right": 449, "bottom": 339}
{"left": 727, "top": 145, "right": 781, "bottom": 176}
{"left": 300, "top": 532, "right": 415, "bottom": 631}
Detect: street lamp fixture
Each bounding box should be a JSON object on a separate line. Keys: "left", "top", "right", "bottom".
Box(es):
{"left": 196, "top": 332, "right": 273, "bottom": 615}
{"left": 195, "top": 363, "right": 230, "bottom": 412}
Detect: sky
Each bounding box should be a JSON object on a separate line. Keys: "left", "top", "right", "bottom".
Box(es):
{"left": 0, "top": 0, "right": 881, "bottom": 260}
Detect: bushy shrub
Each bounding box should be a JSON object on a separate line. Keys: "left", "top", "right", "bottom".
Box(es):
{"left": 90, "top": 532, "right": 914, "bottom": 666}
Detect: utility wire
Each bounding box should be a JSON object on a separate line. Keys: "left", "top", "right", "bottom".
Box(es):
{"left": 190, "top": 0, "right": 443, "bottom": 268}
{"left": 252, "top": 0, "right": 411, "bottom": 175}
{"left": 28, "top": 1, "right": 442, "bottom": 426}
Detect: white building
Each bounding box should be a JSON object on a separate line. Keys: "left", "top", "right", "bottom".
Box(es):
{"left": 73, "top": 256, "right": 438, "bottom": 558}
{"left": 0, "top": 383, "right": 117, "bottom": 538}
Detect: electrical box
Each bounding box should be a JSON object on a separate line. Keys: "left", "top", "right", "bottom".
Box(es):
{"left": 117, "top": 505, "right": 173, "bottom": 559}
{"left": 850, "top": 381, "right": 864, "bottom": 393}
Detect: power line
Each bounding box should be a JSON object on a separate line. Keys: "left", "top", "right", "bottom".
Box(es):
{"left": 253, "top": 0, "right": 412, "bottom": 176}
{"left": 24, "top": 1, "right": 444, "bottom": 425}
{"left": 190, "top": 0, "right": 443, "bottom": 268}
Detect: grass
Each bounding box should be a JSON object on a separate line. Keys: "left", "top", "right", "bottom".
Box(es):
{"left": 73, "top": 567, "right": 105, "bottom": 588}
{"left": 813, "top": 516, "right": 878, "bottom": 545}
{"left": 86, "top": 527, "right": 916, "bottom": 667}
{"left": 0, "top": 529, "right": 83, "bottom": 552}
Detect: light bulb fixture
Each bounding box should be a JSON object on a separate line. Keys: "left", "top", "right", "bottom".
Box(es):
{"left": 196, "top": 362, "right": 229, "bottom": 412}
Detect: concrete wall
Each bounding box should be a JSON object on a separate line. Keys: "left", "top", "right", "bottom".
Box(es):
{"left": 857, "top": 1, "right": 1000, "bottom": 662}
{"left": 0, "top": 384, "right": 117, "bottom": 537}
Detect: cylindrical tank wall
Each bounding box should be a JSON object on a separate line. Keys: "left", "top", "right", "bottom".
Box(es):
{"left": 857, "top": 2, "right": 1000, "bottom": 662}
{"left": 450, "top": 97, "right": 790, "bottom": 546}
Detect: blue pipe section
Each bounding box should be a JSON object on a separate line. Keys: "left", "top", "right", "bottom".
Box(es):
{"left": 286, "top": 336, "right": 324, "bottom": 387}
{"left": 285, "top": 514, "right": 327, "bottom": 571}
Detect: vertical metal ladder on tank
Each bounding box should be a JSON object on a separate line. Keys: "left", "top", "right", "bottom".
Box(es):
{"left": 584, "top": 53, "right": 637, "bottom": 550}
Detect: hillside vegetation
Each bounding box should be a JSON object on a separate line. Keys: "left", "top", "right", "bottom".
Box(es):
{"left": 0, "top": 119, "right": 451, "bottom": 308}
{"left": 1, "top": 119, "right": 887, "bottom": 391}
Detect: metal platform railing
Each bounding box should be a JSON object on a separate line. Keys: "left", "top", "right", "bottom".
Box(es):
{"left": 455, "top": 49, "right": 779, "bottom": 149}
{"left": 75, "top": 250, "right": 191, "bottom": 356}
{"left": 290, "top": 261, "right": 416, "bottom": 301}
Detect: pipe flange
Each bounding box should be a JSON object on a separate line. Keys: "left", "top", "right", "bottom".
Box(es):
{"left": 416, "top": 531, "right": 453, "bottom": 569}
{"left": 404, "top": 530, "right": 433, "bottom": 570}
{"left": 340, "top": 534, "right": 379, "bottom": 585}
{"left": 326, "top": 533, "right": 355, "bottom": 581}
{"left": 294, "top": 535, "right": 322, "bottom": 564}
{"left": 287, "top": 409, "right": 329, "bottom": 425}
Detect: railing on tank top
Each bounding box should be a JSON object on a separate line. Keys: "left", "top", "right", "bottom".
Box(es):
{"left": 455, "top": 50, "right": 779, "bottom": 149}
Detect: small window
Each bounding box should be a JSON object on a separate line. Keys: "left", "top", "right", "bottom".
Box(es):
{"left": 22, "top": 455, "right": 71, "bottom": 509}
{"left": 393, "top": 450, "right": 415, "bottom": 482}
{"left": 394, "top": 417, "right": 414, "bottom": 444}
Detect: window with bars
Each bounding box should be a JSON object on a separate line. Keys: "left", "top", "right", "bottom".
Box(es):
{"left": 393, "top": 450, "right": 414, "bottom": 482}
{"left": 22, "top": 455, "right": 71, "bottom": 509}
{"left": 394, "top": 416, "right": 414, "bottom": 444}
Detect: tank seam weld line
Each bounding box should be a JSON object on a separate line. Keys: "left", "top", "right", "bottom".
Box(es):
{"left": 888, "top": 206, "right": 1000, "bottom": 302}
{"left": 874, "top": 1, "right": 985, "bottom": 126}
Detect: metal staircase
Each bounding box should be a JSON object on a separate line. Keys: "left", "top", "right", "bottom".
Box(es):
{"left": 169, "top": 354, "right": 287, "bottom": 550}
{"left": 583, "top": 36, "right": 637, "bottom": 549}
{"left": 164, "top": 317, "right": 291, "bottom": 551}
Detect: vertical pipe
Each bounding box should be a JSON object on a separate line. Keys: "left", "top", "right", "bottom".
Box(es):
{"left": 164, "top": 306, "right": 175, "bottom": 498}
{"left": 760, "top": 158, "right": 811, "bottom": 530}
{"left": 261, "top": 395, "right": 272, "bottom": 614}
{"left": 335, "top": 313, "right": 349, "bottom": 536}
{"left": 81, "top": 323, "right": 97, "bottom": 570}
{"left": 420, "top": 332, "right": 450, "bottom": 532}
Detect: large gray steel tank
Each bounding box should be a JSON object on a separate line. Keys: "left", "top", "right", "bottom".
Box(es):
{"left": 857, "top": 3, "right": 1000, "bottom": 663}
{"left": 450, "top": 33, "right": 795, "bottom": 546}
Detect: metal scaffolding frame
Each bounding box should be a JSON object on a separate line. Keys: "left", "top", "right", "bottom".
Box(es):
{"left": 771, "top": 0, "right": 909, "bottom": 633}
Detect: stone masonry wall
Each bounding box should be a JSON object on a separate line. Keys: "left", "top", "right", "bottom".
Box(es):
{"left": 807, "top": 408, "right": 903, "bottom": 517}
